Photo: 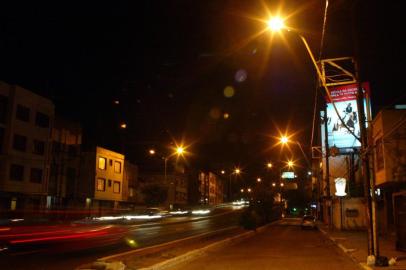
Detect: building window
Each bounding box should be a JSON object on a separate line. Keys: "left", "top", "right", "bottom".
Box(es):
{"left": 97, "top": 178, "right": 106, "bottom": 191}
{"left": 33, "top": 140, "right": 45, "bottom": 155}
{"left": 0, "top": 95, "right": 8, "bottom": 124}
{"left": 108, "top": 179, "right": 112, "bottom": 187}
{"left": 109, "top": 159, "right": 113, "bottom": 166}
{"left": 113, "top": 181, "right": 120, "bottom": 193}
{"left": 30, "top": 168, "right": 43, "bottom": 183}
{"left": 114, "top": 161, "right": 121, "bottom": 173}
{"left": 98, "top": 157, "right": 106, "bottom": 170}
{"left": 10, "top": 164, "right": 24, "bottom": 181}
{"left": 13, "top": 134, "right": 27, "bottom": 152}
{"left": 16, "top": 104, "right": 30, "bottom": 122}
{"left": 35, "top": 112, "right": 50, "bottom": 128}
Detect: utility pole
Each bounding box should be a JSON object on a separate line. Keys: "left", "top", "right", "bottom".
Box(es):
{"left": 323, "top": 104, "right": 332, "bottom": 228}
{"left": 356, "top": 78, "right": 377, "bottom": 257}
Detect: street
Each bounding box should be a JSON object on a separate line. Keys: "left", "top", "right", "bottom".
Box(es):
{"left": 0, "top": 209, "right": 241, "bottom": 270}
{"left": 174, "top": 218, "right": 359, "bottom": 270}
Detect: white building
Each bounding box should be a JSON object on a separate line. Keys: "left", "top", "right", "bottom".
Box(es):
{"left": 0, "top": 81, "right": 54, "bottom": 211}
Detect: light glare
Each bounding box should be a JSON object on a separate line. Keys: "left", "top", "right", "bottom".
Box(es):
{"left": 267, "top": 17, "right": 285, "bottom": 31}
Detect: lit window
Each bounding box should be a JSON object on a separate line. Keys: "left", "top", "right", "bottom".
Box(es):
{"left": 97, "top": 178, "right": 105, "bottom": 191}
{"left": 98, "top": 157, "right": 106, "bottom": 170}
{"left": 114, "top": 161, "right": 121, "bottom": 173}
{"left": 113, "top": 181, "right": 120, "bottom": 193}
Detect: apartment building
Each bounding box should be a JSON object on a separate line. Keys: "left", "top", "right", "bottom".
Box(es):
{"left": 48, "top": 117, "right": 82, "bottom": 208}
{"left": 0, "top": 81, "right": 54, "bottom": 212}
{"left": 78, "top": 146, "right": 124, "bottom": 211}
{"left": 198, "top": 171, "right": 224, "bottom": 205}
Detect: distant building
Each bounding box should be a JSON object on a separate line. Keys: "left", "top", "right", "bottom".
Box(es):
{"left": 0, "top": 81, "right": 54, "bottom": 212}
{"left": 372, "top": 107, "right": 406, "bottom": 246}
{"left": 48, "top": 117, "right": 82, "bottom": 208}
{"left": 122, "top": 160, "right": 141, "bottom": 207}
{"left": 139, "top": 170, "right": 188, "bottom": 208}
{"left": 78, "top": 146, "right": 125, "bottom": 212}
{"left": 198, "top": 171, "right": 224, "bottom": 205}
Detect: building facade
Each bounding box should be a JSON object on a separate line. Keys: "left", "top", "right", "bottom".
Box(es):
{"left": 0, "top": 81, "right": 54, "bottom": 213}
{"left": 79, "top": 147, "right": 125, "bottom": 212}
{"left": 198, "top": 171, "right": 224, "bottom": 205}
{"left": 122, "top": 160, "right": 141, "bottom": 207}
{"left": 48, "top": 117, "right": 82, "bottom": 209}
{"left": 372, "top": 107, "right": 406, "bottom": 248}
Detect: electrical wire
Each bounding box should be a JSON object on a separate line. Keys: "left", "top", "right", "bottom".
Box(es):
{"left": 310, "top": 0, "right": 329, "bottom": 151}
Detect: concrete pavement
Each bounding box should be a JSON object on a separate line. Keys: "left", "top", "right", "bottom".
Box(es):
{"left": 168, "top": 218, "right": 360, "bottom": 270}
{"left": 318, "top": 223, "right": 406, "bottom": 270}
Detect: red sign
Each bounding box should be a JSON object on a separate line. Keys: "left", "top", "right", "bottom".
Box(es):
{"left": 326, "top": 82, "right": 370, "bottom": 103}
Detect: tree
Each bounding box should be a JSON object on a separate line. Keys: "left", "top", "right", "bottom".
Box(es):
{"left": 141, "top": 184, "right": 168, "bottom": 206}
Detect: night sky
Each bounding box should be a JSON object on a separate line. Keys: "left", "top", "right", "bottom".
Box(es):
{"left": 1, "top": 1, "right": 404, "bottom": 182}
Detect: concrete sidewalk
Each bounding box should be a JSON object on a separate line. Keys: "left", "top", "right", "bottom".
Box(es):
{"left": 317, "top": 223, "right": 406, "bottom": 270}
{"left": 147, "top": 219, "right": 361, "bottom": 270}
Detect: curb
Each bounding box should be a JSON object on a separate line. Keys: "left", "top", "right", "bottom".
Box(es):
{"left": 318, "top": 227, "right": 372, "bottom": 270}
{"left": 137, "top": 220, "right": 280, "bottom": 270}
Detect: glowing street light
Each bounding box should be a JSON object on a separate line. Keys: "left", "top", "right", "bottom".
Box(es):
{"left": 229, "top": 168, "right": 242, "bottom": 201}
{"left": 267, "top": 16, "right": 285, "bottom": 31}
{"left": 280, "top": 183, "right": 284, "bottom": 187}
{"left": 267, "top": 162, "right": 273, "bottom": 168}
{"left": 176, "top": 146, "right": 184, "bottom": 155}
{"left": 287, "top": 160, "right": 294, "bottom": 168}
{"left": 221, "top": 170, "right": 226, "bottom": 175}
{"left": 280, "top": 136, "right": 289, "bottom": 144}
{"left": 240, "top": 188, "right": 244, "bottom": 193}
{"left": 247, "top": 188, "right": 252, "bottom": 193}
{"left": 149, "top": 149, "right": 156, "bottom": 155}
{"left": 120, "top": 123, "right": 127, "bottom": 129}
{"left": 257, "top": 177, "right": 262, "bottom": 183}
{"left": 272, "top": 182, "right": 276, "bottom": 187}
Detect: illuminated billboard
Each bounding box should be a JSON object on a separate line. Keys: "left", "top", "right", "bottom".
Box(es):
{"left": 325, "top": 82, "right": 371, "bottom": 149}
{"left": 281, "top": 171, "right": 295, "bottom": 179}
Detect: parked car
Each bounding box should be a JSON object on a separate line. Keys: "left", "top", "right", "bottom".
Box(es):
{"left": 301, "top": 215, "right": 317, "bottom": 230}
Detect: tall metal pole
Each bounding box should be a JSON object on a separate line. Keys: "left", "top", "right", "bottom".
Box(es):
{"left": 323, "top": 104, "right": 331, "bottom": 227}
{"left": 356, "top": 80, "right": 375, "bottom": 256}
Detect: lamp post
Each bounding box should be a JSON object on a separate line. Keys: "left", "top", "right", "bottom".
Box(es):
{"left": 228, "top": 168, "right": 241, "bottom": 202}
{"left": 279, "top": 136, "right": 311, "bottom": 168}
{"left": 148, "top": 145, "right": 186, "bottom": 209}
{"left": 267, "top": 16, "right": 378, "bottom": 260}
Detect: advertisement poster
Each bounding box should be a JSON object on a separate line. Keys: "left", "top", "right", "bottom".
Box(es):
{"left": 325, "top": 82, "right": 371, "bottom": 149}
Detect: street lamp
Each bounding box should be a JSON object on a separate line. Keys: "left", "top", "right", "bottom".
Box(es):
{"left": 228, "top": 168, "right": 241, "bottom": 202}
{"left": 279, "top": 135, "right": 311, "bottom": 168}
{"left": 266, "top": 15, "right": 379, "bottom": 259}
{"left": 257, "top": 177, "right": 262, "bottom": 183}
{"left": 148, "top": 144, "right": 186, "bottom": 183}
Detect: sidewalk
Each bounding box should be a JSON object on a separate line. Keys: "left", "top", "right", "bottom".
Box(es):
{"left": 317, "top": 222, "right": 406, "bottom": 270}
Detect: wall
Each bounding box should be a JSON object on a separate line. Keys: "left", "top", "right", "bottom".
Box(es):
{"left": 332, "top": 197, "right": 367, "bottom": 230}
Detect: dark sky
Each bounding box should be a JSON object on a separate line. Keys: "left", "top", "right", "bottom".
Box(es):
{"left": 1, "top": 1, "right": 404, "bottom": 181}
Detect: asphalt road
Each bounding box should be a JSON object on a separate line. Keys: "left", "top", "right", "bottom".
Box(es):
{"left": 174, "top": 218, "right": 360, "bottom": 270}
{"left": 0, "top": 209, "right": 241, "bottom": 270}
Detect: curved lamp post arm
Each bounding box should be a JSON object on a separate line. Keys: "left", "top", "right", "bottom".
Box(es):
{"left": 298, "top": 34, "right": 360, "bottom": 142}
